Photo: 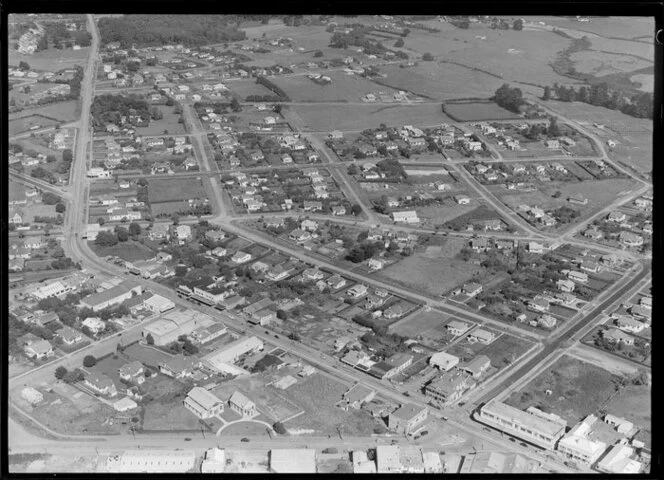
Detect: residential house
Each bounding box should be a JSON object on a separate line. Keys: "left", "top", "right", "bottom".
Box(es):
{"left": 85, "top": 372, "right": 118, "bottom": 397}
{"left": 459, "top": 355, "right": 491, "bottom": 378}
{"left": 446, "top": 320, "right": 471, "bottom": 336}
{"left": 429, "top": 352, "right": 459, "bottom": 371}
{"left": 119, "top": 361, "right": 145, "bottom": 384}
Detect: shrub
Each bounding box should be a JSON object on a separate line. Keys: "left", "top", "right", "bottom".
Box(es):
{"left": 83, "top": 355, "right": 97, "bottom": 367}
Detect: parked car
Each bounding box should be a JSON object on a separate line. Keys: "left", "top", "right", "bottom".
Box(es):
{"left": 241, "top": 437, "right": 250, "bottom": 443}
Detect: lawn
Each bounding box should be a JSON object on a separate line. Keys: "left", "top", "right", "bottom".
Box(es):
{"left": 142, "top": 402, "right": 202, "bottom": 431}
{"left": 477, "top": 334, "right": 534, "bottom": 371}
{"left": 505, "top": 355, "right": 621, "bottom": 425}
{"left": 378, "top": 239, "right": 482, "bottom": 296}
{"left": 88, "top": 239, "right": 157, "bottom": 262}
{"left": 283, "top": 373, "right": 385, "bottom": 436}
{"left": 603, "top": 384, "right": 651, "bottom": 447}
{"left": 291, "top": 103, "right": 453, "bottom": 132}
{"left": 391, "top": 310, "right": 461, "bottom": 348}
{"left": 227, "top": 79, "right": 275, "bottom": 100}
{"left": 9, "top": 115, "right": 61, "bottom": 136}
{"left": 135, "top": 105, "right": 186, "bottom": 136}
{"left": 148, "top": 177, "right": 208, "bottom": 203}
{"left": 220, "top": 421, "right": 271, "bottom": 437}
{"left": 19, "top": 101, "right": 80, "bottom": 123}
{"left": 417, "top": 202, "right": 478, "bottom": 226}
{"left": 443, "top": 102, "right": 521, "bottom": 122}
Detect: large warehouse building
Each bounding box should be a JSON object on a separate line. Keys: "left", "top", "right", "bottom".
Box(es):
{"left": 141, "top": 309, "right": 216, "bottom": 346}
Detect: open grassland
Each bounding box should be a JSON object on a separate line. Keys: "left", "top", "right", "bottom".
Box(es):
{"left": 417, "top": 202, "right": 478, "bottom": 226}
{"left": 630, "top": 73, "right": 653, "bottom": 92}
{"left": 443, "top": 102, "right": 520, "bottom": 121}
{"left": 478, "top": 334, "right": 534, "bottom": 371}
{"left": 9, "top": 115, "right": 61, "bottom": 136}
{"left": 135, "top": 105, "right": 186, "bottom": 136}
{"left": 292, "top": 103, "right": 453, "bottom": 132}
{"left": 604, "top": 384, "right": 651, "bottom": 448}
{"left": 505, "top": 355, "right": 620, "bottom": 426}
{"left": 570, "top": 50, "right": 652, "bottom": 76}
{"left": 542, "top": 16, "right": 654, "bottom": 41}
{"left": 9, "top": 47, "right": 90, "bottom": 71}
{"left": 271, "top": 72, "right": 401, "bottom": 103}
{"left": 227, "top": 79, "right": 275, "bottom": 100}
{"left": 378, "top": 238, "right": 481, "bottom": 296}
{"left": 12, "top": 100, "right": 79, "bottom": 123}
{"left": 88, "top": 239, "right": 156, "bottom": 262}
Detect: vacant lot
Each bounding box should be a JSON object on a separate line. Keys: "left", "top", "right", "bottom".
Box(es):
{"left": 417, "top": 201, "right": 478, "bottom": 226}
{"left": 292, "top": 103, "right": 453, "bottom": 132}
{"left": 444, "top": 102, "right": 520, "bottom": 122}
{"left": 220, "top": 421, "right": 271, "bottom": 437}
{"left": 148, "top": 177, "right": 207, "bottom": 203}
{"left": 9, "top": 46, "right": 90, "bottom": 72}
{"left": 379, "top": 239, "right": 482, "bottom": 296}
{"left": 505, "top": 355, "right": 620, "bottom": 425}
{"left": 135, "top": 105, "right": 186, "bottom": 136}
{"left": 271, "top": 72, "right": 401, "bottom": 103}
{"left": 478, "top": 334, "right": 534, "bottom": 371}
{"left": 283, "top": 373, "right": 386, "bottom": 436}
{"left": 9, "top": 115, "right": 61, "bottom": 136}
{"left": 227, "top": 79, "right": 275, "bottom": 100}
{"left": 604, "top": 384, "right": 651, "bottom": 448}
{"left": 88, "top": 239, "right": 156, "bottom": 262}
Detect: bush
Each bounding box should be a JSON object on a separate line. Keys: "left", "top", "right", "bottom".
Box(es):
{"left": 146, "top": 333, "right": 154, "bottom": 345}
{"left": 422, "top": 52, "right": 434, "bottom": 61}
{"left": 83, "top": 355, "right": 97, "bottom": 367}
{"left": 273, "top": 421, "right": 288, "bottom": 435}
{"left": 54, "top": 366, "right": 68, "bottom": 380}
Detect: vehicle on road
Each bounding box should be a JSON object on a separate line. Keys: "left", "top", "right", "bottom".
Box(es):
{"left": 184, "top": 438, "right": 191, "bottom": 441}
{"left": 241, "top": 438, "right": 250, "bottom": 442}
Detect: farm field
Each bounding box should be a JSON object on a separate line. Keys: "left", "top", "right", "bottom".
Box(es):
{"left": 541, "top": 16, "right": 654, "bottom": 42}
{"left": 505, "top": 354, "right": 621, "bottom": 426}
{"left": 270, "top": 72, "right": 403, "bottom": 103}
{"left": 226, "top": 79, "right": 276, "bottom": 100}
{"left": 11, "top": 100, "right": 80, "bottom": 123}
{"left": 292, "top": 103, "right": 454, "bottom": 132}
{"left": 542, "top": 100, "right": 652, "bottom": 174}
{"left": 378, "top": 237, "right": 482, "bottom": 296}
{"left": 570, "top": 50, "right": 652, "bottom": 76}
{"left": 9, "top": 47, "right": 90, "bottom": 71}
{"left": 443, "top": 102, "right": 521, "bottom": 122}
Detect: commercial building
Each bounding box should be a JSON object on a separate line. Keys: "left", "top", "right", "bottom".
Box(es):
{"left": 429, "top": 352, "right": 460, "bottom": 371}
{"left": 476, "top": 401, "right": 567, "bottom": 450}
{"left": 228, "top": 391, "right": 258, "bottom": 417}
{"left": 424, "top": 370, "right": 475, "bottom": 406}
{"left": 376, "top": 445, "right": 425, "bottom": 473}
{"left": 557, "top": 415, "right": 607, "bottom": 465}
{"left": 596, "top": 444, "right": 643, "bottom": 474}
{"left": 106, "top": 450, "right": 196, "bottom": 473}
{"left": 203, "top": 336, "right": 264, "bottom": 372}
{"left": 459, "top": 452, "right": 530, "bottom": 473}
{"left": 183, "top": 387, "right": 224, "bottom": 419}
{"left": 270, "top": 449, "right": 317, "bottom": 473}
{"left": 352, "top": 451, "right": 376, "bottom": 473}
{"left": 388, "top": 404, "right": 428, "bottom": 435}
{"left": 342, "top": 384, "right": 376, "bottom": 409}
{"left": 142, "top": 309, "right": 215, "bottom": 346}
{"left": 200, "top": 448, "right": 225, "bottom": 473}
{"left": 80, "top": 281, "right": 142, "bottom": 311}
{"left": 391, "top": 210, "right": 420, "bottom": 224}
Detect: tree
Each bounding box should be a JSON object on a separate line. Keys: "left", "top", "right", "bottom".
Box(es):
{"left": 273, "top": 104, "right": 282, "bottom": 114}
{"left": 276, "top": 309, "right": 288, "bottom": 320}
{"left": 146, "top": 333, "right": 154, "bottom": 345}
{"left": 542, "top": 85, "right": 552, "bottom": 101}
{"left": 55, "top": 366, "right": 68, "bottom": 380}
{"left": 128, "top": 222, "right": 142, "bottom": 237}
{"left": 55, "top": 203, "right": 66, "bottom": 213}
{"left": 314, "top": 50, "right": 323, "bottom": 57}
{"left": 97, "top": 217, "right": 106, "bottom": 226}
{"left": 42, "top": 192, "right": 60, "bottom": 205}
{"left": 116, "top": 227, "right": 129, "bottom": 242}
{"left": 494, "top": 84, "right": 525, "bottom": 113}
{"left": 151, "top": 106, "right": 163, "bottom": 120}
{"left": 548, "top": 116, "right": 561, "bottom": 137}
{"left": 83, "top": 355, "right": 97, "bottom": 367}
{"left": 95, "top": 231, "right": 118, "bottom": 247}
{"left": 175, "top": 265, "right": 188, "bottom": 277}
{"left": 273, "top": 421, "right": 288, "bottom": 435}
{"left": 513, "top": 19, "right": 524, "bottom": 31}
{"left": 422, "top": 52, "right": 434, "bottom": 61}
{"left": 350, "top": 204, "right": 363, "bottom": 216}
{"left": 230, "top": 97, "right": 241, "bottom": 112}
{"left": 394, "top": 38, "right": 404, "bottom": 48}
{"left": 19, "top": 61, "right": 30, "bottom": 71}
{"left": 46, "top": 154, "right": 57, "bottom": 163}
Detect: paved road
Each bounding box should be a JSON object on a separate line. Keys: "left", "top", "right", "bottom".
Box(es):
{"left": 474, "top": 261, "right": 649, "bottom": 405}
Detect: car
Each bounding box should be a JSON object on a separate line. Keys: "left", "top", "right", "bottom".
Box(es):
{"left": 420, "top": 431, "right": 428, "bottom": 436}
{"left": 184, "top": 437, "right": 191, "bottom": 441}
{"left": 483, "top": 427, "right": 492, "bottom": 432}
{"left": 520, "top": 442, "right": 528, "bottom": 448}
{"left": 274, "top": 334, "right": 279, "bottom": 338}
{"left": 241, "top": 438, "right": 250, "bottom": 443}
{"left": 508, "top": 437, "right": 516, "bottom": 442}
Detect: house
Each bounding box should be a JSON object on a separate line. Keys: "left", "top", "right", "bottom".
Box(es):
{"left": 528, "top": 242, "right": 544, "bottom": 254}
{"left": 184, "top": 387, "right": 224, "bottom": 419}
{"left": 119, "top": 361, "right": 145, "bottom": 384}
{"left": 603, "top": 328, "right": 634, "bottom": 346}
{"left": 568, "top": 194, "right": 588, "bottom": 205}
{"left": 467, "top": 329, "right": 494, "bottom": 345}
{"left": 529, "top": 297, "right": 550, "bottom": 312}
{"left": 303, "top": 201, "right": 323, "bottom": 212}
{"left": 604, "top": 414, "right": 635, "bottom": 435}
{"left": 568, "top": 271, "right": 589, "bottom": 283}
{"left": 425, "top": 370, "right": 475, "bottom": 405}
{"left": 391, "top": 211, "right": 419, "bottom": 224}
{"left": 329, "top": 130, "right": 343, "bottom": 139}
{"left": 429, "top": 352, "right": 459, "bottom": 371}
{"left": 149, "top": 223, "right": 170, "bottom": 241}
{"left": 288, "top": 229, "right": 311, "bottom": 243}
{"left": 159, "top": 354, "right": 198, "bottom": 378}
{"left": 446, "top": 320, "right": 471, "bottom": 336}
{"left": 85, "top": 372, "right": 118, "bottom": 397}
{"left": 388, "top": 404, "right": 428, "bottom": 435}
{"left": 545, "top": 140, "right": 559, "bottom": 149}
{"left": 332, "top": 205, "right": 346, "bottom": 216}
{"left": 56, "top": 326, "right": 84, "bottom": 345}
{"left": 538, "top": 314, "right": 557, "bottom": 329}
{"left": 347, "top": 284, "right": 368, "bottom": 298}
{"left": 639, "top": 296, "right": 652, "bottom": 310}
{"left": 454, "top": 195, "right": 470, "bottom": 205}
{"left": 342, "top": 384, "right": 376, "bottom": 409}
{"left": 327, "top": 274, "right": 346, "bottom": 290}
{"left": 634, "top": 197, "right": 653, "bottom": 209}
{"left": 231, "top": 251, "right": 252, "bottom": 264}
{"left": 367, "top": 258, "right": 386, "bottom": 271}
{"left": 459, "top": 355, "right": 491, "bottom": 378}
{"left": 82, "top": 317, "right": 106, "bottom": 335}
{"left": 608, "top": 211, "right": 626, "bottom": 223}
{"left": 580, "top": 259, "right": 600, "bottom": 273}
{"left": 462, "top": 282, "right": 483, "bottom": 297}
{"left": 614, "top": 316, "right": 645, "bottom": 334}
{"left": 557, "top": 279, "right": 575, "bottom": 293}
{"left": 300, "top": 219, "right": 318, "bottom": 231}
{"left": 24, "top": 339, "right": 54, "bottom": 359}
{"left": 228, "top": 391, "right": 258, "bottom": 417}
{"left": 619, "top": 231, "right": 643, "bottom": 247}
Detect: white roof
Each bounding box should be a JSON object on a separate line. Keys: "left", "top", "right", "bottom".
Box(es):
{"left": 270, "top": 449, "right": 317, "bottom": 473}
{"left": 187, "top": 387, "right": 223, "bottom": 410}
{"left": 113, "top": 396, "right": 138, "bottom": 411}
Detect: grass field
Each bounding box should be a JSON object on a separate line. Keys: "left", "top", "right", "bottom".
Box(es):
{"left": 271, "top": 72, "right": 402, "bottom": 103}
{"left": 477, "top": 334, "right": 534, "bottom": 370}
{"left": 11, "top": 100, "right": 80, "bottom": 124}
{"left": 379, "top": 238, "right": 481, "bottom": 296}
{"left": 9, "top": 46, "right": 90, "bottom": 72}
{"left": 9, "top": 115, "right": 61, "bottom": 136}
{"left": 629, "top": 73, "right": 653, "bottom": 92}
{"left": 227, "top": 79, "right": 276, "bottom": 100}
{"left": 603, "top": 384, "right": 651, "bottom": 447}
{"left": 135, "top": 105, "right": 186, "bottom": 136}
{"left": 443, "top": 102, "right": 521, "bottom": 122}
{"left": 390, "top": 310, "right": 464, "bottom": 349}
{"left": 505, "top": 355, "right": 620, "bottom": 425}
{"left": 148, "top": 177, "right": 207, "bottom": 203}
{"left": 292, "top": 103, "right": 453, "bottom": 132}
{"left": 220, "top": 421, "right": 271, "bottom": 436}
{"left": 570, "top": 50, "right": 652, "bottom": 77}
{"left": 88, "top": 239, "right": 156, "bottom": 262}
{"left": 417, "top": 201, "right": 478, "bottom": 226}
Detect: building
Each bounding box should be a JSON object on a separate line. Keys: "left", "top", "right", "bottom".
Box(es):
{"left": 172, "top": 225, "right": 192, "bottom": 244}
{"left": 82, "top": 317, "right": 106, "bottom": 335}
{"left": 228, "top": 391, "right": 258, "bottom": 417}
{"left": 391, "top": 210, "right": 419, "bottom": 224}
{"left": 446, "top": 320, "right": 471, "bottom": 336}
{"left": 529, "top": 297, "right": 550, "bottom": 312}
{"left": 142, "top": 309, "right": 214, "bottom": 346}
{"left": 56, "top": 326, "right": 84, "bottom": 345}
{"left": 596, "top": 444, "right": 642, "bottom": 474}
{"left": 21, "top": 387, "right": 43, "bottom": 405}
{"left": 557, "top": 279, "right": 575, "bottom": 293}
{"left": 459, "top": 452, "right": 529, "bottom": 474}
{"left": 184, "top": 387, "right": 224, "bottom": 419}
{"left": 475, "top": 401, "right": 566, "bottom": 449}
{"left": 603, "top": 328, "right": 634, "bottom": 346}
{"left": 388, "top": 404, "right": 428, "bottom": 435}
{"left": 459, "top": 354, "right": 491, "bottom": 378}
{"left": 113, "top": 397, "right": 138, "bottom": 412}
{"left": 454, "top": 195, "right": 470, "bottom": 205}
{"left": 270, "top": 449, "right": 317, "bottom": 473}
{"left": 376, "top": 445, "right": 425, "bottom": 473}
{"left": 80, "top": 281, "right": 142, "bottom": 312}
{"left": 429, "top": 352, "right": 459, "bottom": 371}
{"left": 614, "top": 316, "right": 646, "bottom": 334}
{"left": 203, "top": 336, "right": 264, "bottom": 371}
{"left": 106, "top": 450, "right": 196, "bottom": 473}
{"left": 119, "top": 361, "right": 145, "bottom": 384}
{"left": 467, "top": 329, "right": 494, "bottom": 344}
{"left": 200, "top": 448, "right": 225, "bottom": 473}
{"left": 568, "top": 271, "right": 589, "bottom": 283}
{"left": 619, "top": 231, "right": 643, "bottom": 247}
{"left": 352, "top": 451, "right": 377, "bottom": 473}
{"left": 425, "top": 370, "right": 475, "bottom": 405}
{"left": 604, "top": 415, "right": 635, "bottom": 435}
{"left": 557, "top": 415, "right": 607, "bottom": 465}
{"left": 149, "top": 222, "right": 170, "bottom": 241}
{"left": 24, "top": 339, "right": 53, "bottom": 359}
{"left": 342, "top": 384, "right": 376, "bottom": 409}
{"left": 462, "top": 282, "right": 483, "bottom": 297}
{"left": 84, "top": 372, "right": 118, "bottom": 397}
{"left": 159, "top": 354, "right": 198, "bottom": 379}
